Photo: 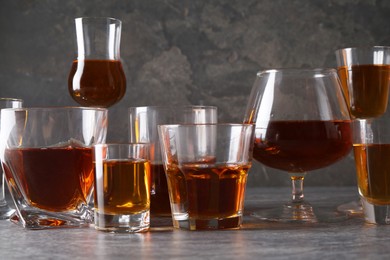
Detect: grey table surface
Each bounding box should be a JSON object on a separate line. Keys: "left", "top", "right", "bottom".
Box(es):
{"left": 1, "top": 186, "right": 389, "bottom": 260}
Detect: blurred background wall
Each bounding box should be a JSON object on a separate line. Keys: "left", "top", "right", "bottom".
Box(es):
{"left": 1, "top": 0, "right": 390, "bottom": 187}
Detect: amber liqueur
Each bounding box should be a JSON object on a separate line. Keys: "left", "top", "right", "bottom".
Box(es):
{"left": 253, "top": 120, "right": 352, "bottom": 173}
{"left": 94, "top": 159, "right": 150, "bottom": 214}
{"left": 337, "top": 64, "right": 390, "bottom": 118}
{"left": 178, "top": 163, "right": 249, "bottom": 219}
{"left": 354, "top": 143, "right": 390, "bottom": 205}
{"left": 68, "top": 59, "right": 126, "bottom": 107}
{"left": 150, "top": 163, "right": 171, "bottom": 216}
{"left": 3, "top": 147, "right": 94, "bottom": 212}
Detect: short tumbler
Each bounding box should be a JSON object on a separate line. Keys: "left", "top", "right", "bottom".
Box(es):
{"left": 158, "top": 123, "right": 254, "bottom": 230}
{"left": 93, "top": 143, "right": 151, "bottom": 233}
{"left": 0, "top": 107, "right": 107, "bottom": 229}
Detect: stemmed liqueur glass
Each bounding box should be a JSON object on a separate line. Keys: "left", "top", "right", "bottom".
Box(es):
{"left": 244, "top": 68, "right": 352, "bottom": 222}
{"left": 335, "top": 46, "right": 390, "bottom": 215}
{"left": 68, "top": 17, "right": 126, "bottom": 108}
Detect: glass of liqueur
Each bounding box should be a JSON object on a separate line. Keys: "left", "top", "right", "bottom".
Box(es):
{"left": 93, "top": 143, "right": 151, "bottom": 233}
{"left": 128, "top": 106, "right": 217, "bottom": 220}
{"left": 68, "top": 17, "right": 126, "bottom": 108}
{"left": 244, "top": 68, "right": 352, "bottom": 223}
{"left": 158, "top": 123, "right": 254, "bottom": 230}
{"left": 336, "top": 46, "right": 390, "bottom": 222}
{"left": 0, "top": 107, "right": 107, "bottom": 229}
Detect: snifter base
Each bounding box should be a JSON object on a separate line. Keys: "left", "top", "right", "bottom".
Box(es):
{"left": 94, "top": 210, "right": 150, "bottom": 233}
{"left": 361, "top": 197, "right": 390, "bottom": 225}
{"left": 251, "top": 201, "right": 349, "bottom": 223}
{"left": 336, "top": 200, "right": 363, "bottom": 216}
{"left": 173, "top": 214, "right": 243, "bottom": 231}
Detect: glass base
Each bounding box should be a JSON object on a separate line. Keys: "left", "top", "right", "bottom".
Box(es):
{"left": 9, "top": 208, "right": 93, "bottom": 229}
{"left": 0, "top": 204, "right": 15, "bottom": 220}
{"left": 361, "top": 197, "right": 390, "bottom": 225}
{"left": 94, "top": 210, "right": 150, "bottom": 233}
{"left": 173, "top": 214, "right": 243, "bottom": 230}
{"left": 250, "top": 201, "right": 348, "bottom": 223}
{"left": 337, "top": 200, "right": 363, "bottom": 216}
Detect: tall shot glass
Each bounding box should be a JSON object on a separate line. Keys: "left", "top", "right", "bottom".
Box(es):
{"left": 0, "top": 98, "right": 23, "bottom": 220}
{"left": 0, "top": 107, "right": 107, "bottom": 229}
{"left": 129, "top": 106, "right": 217, "bottom": 217}
{"left": 158, "top": 123, "right": 254, "bottom": 230}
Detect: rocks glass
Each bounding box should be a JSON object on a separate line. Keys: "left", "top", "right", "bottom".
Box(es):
{"left": 158, "top": 123, "right": 254, "bottom": 230}
{"left": 0, "top": 107, "right": 107, "bottom": 229}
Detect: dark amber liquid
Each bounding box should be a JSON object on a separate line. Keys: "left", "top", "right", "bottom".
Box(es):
{"left": 337, "top": 64, "right": 390, "bottom": 118}
{"left": 150, "top": 163, "right": 171, "bottom": 216}
{"left": 179, "top": 163, "right": 249, "bottom": 219}
{"left": 68, "top": 59, "right": 126, "bottom": 107}
{"left": 354, "top": 144, "right": 390, "bottom": 205}
{"left": 94, "top": 159, "right": 150, "bottom": 214}
{"left": 3, "top": 147, "right": 94, "bottom": 212}
{"left": 253, "top": 120, "right": 352, "bottom": 173}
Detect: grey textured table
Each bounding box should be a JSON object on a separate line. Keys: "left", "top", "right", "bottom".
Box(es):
{"left": 1, "top": 187, "right": 389, "bottom": 259}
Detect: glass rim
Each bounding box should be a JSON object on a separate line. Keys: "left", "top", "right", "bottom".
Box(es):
{"left": 94, "top": 143, "right": 151, "bottom": 148}
{"left": 75, "top": 17, "right": 122, "bottom": 24}
{"left": 0, "top": 98, "right": 23, "bottom": 102}
{"left": 158, "top": 123, "right": 254, "bottom": 128}
{"left": 128, "top": 105, "right": 218, "bottom": 111}
{"left": 0, "top": 106, "right": 108, "bottom": 112}
{"left": 335, "top": 45, "right": 390, "bottom": 53}
{"left": 256, "top": 68, "right": 337, "bottom": 77}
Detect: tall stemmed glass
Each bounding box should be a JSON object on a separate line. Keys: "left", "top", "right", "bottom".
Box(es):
{"left": 68, "top": 17, "right": 126, "bottom": 108}
{"left": 0, "top": 98, "right": 23, "bottom": 219}
{"left": 335, "top": 46, "right": 390, "bottom": 215}
{"left": 244, "top": 68, "right": 352, "bottom": 222}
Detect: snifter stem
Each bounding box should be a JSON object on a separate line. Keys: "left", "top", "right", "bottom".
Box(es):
{"left": 290, "top": 175, "right": 305, "bottom": 203}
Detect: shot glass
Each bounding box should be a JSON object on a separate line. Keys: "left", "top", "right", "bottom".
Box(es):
{"left": 0, "top": 98, "right": 22, "bottom": 220}
{"left": 353, "top": 118, "right": 390, "bottom": 224}
{"left": 158, "top": 123, "right": 254, "bottom": 230}
{"left": 128, "top": 106, "right": 217, "bottom": 217}
{"left": 0, "top": 107, "right": 107, "bottom": 229}
{"left": 93, "top": 143, "right": 151, "bottom": 233}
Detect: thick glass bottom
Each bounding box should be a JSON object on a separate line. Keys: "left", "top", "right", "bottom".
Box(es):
{"left": 361, "top": 197, "right": 390, "bottom": 225}
{"left": 172, "top": 214, "right": 243, "bottom": 230}
{"left": 9, "top": 207, "right": 93, "bottom": 229}
{"left": 94, "top": 210, "right": 150, "bottom": 233}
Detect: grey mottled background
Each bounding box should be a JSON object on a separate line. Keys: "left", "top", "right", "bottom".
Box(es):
{"left": 1, "top": 0, "right": 389, "bottom": 187}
